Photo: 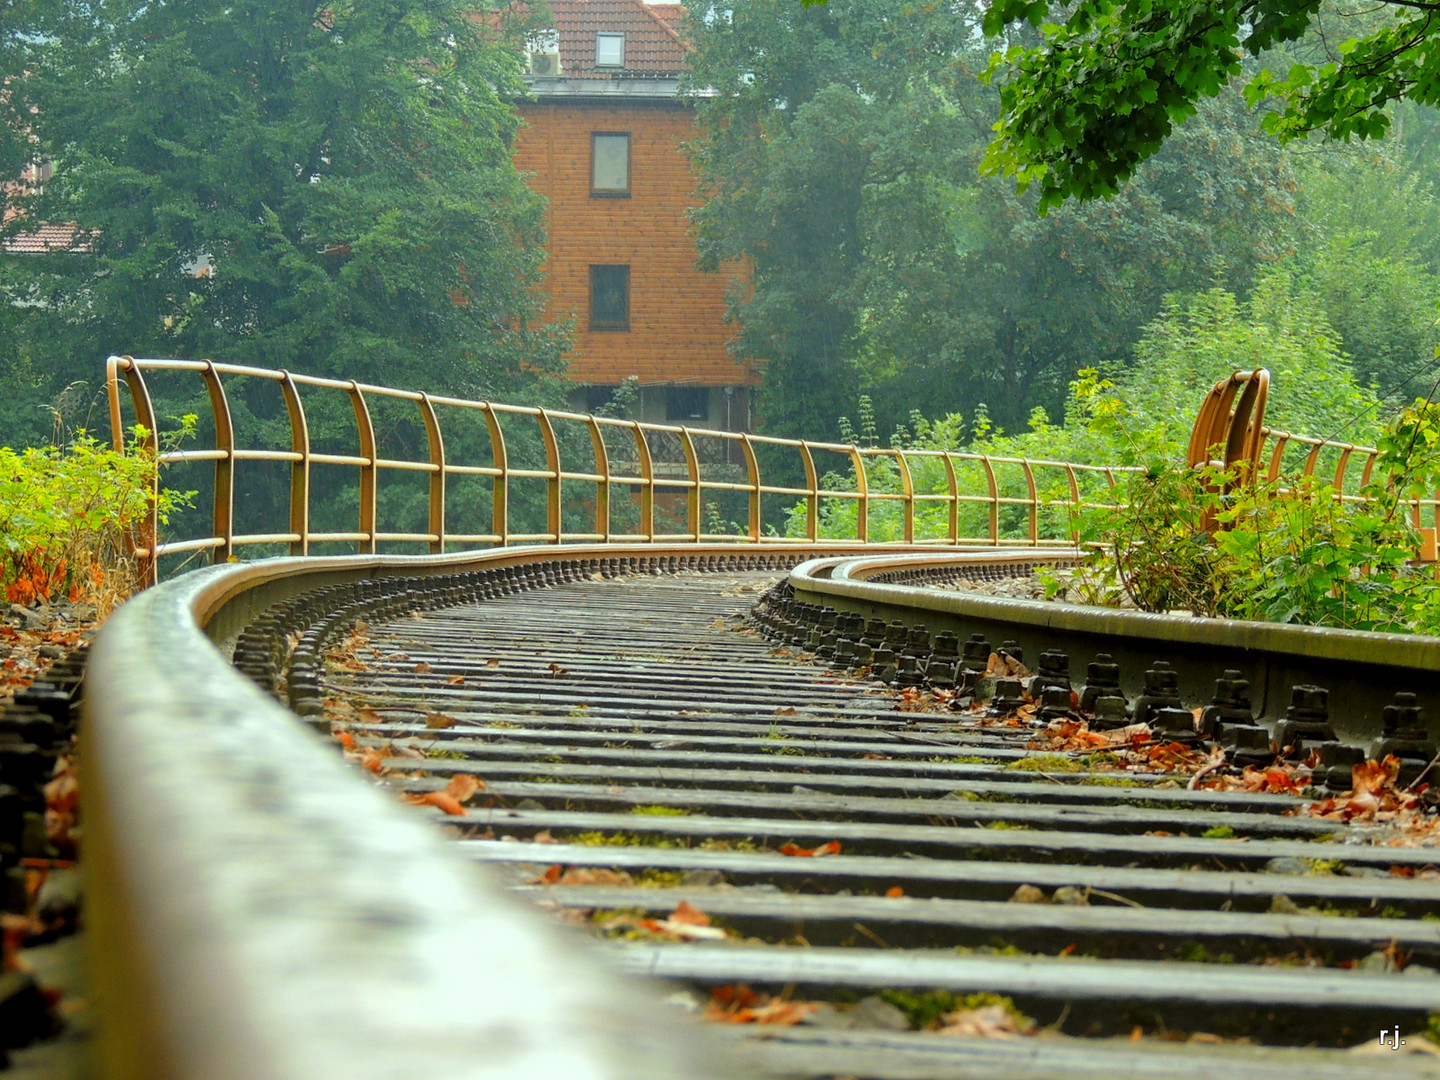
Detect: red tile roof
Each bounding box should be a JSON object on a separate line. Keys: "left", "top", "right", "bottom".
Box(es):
{"left": 2, "top": 220, "right": 86, "bottom": 254}
{"left": 646, "top": 4, "right": 685, "bottom": 35}
{"left": 548, "top": 0, "right": 691, "bottom": 77}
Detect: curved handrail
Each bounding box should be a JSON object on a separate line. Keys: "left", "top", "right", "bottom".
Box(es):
{"left": 105, "top": 357, "right": 1138, "bottom": 584}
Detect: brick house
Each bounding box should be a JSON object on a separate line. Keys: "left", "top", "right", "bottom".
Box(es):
{"left": 511, "top": 0, "right": 756, "bottom": 434}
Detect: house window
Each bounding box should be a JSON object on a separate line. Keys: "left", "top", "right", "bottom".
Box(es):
{"left": 590, "top": 265, "right": 630, "bottom": 330}
{"left": 591, "top": 133, "right": 631, "bottom": 196}
{"left": 666, "top": 387, "right": 708, "bottom": 422}
{"left": 596, "top": 32, "right": 625, "bottom": 68}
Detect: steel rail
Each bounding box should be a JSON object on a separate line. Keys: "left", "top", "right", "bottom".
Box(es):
{"left": 200, "top": 546, "right": 1440, "bottom": 1077}
{"left": 792, "top": 550, "right": 1440, "bottom": 742}
{"left": 82, "top": 542, "right": 953, "bottom": 1080}
{"left": 79, "top": 541, "right": 1440, "bottom": 1078}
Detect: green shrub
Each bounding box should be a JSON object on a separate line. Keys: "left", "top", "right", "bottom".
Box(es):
{"left": 0, "top": 422, "right": 194, "bottom": 609}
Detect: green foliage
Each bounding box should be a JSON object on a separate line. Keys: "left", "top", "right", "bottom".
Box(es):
{"left": 2, "top": 0, "right": 569, "bottom": 513}
{"left": 685, "top": 0, "right": 1300, "bottom": 441}
{"left": 0, "top": 422, "right": 195, "bottom": 606}
{"left": 979, "top": 1, "right": 1440, "bottom": 211}
{"left": 1072, "top": 397, "right": 1440, "bottom": 633}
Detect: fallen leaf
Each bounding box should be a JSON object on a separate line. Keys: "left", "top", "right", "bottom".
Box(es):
{"left": 779, "top": 841, "right": 842, "bottom": 857}
{"left": 357, "top": 708, "right": 385, "bottom": 725}
{"left": 406, "top": 790, "right": 466, "bottom": 815}
{"left": 885, "top": 886, "right": 905, "bottom": 898}
{"left": 668, "top": 900, "right": 711, "bottom": 926}
{"left": 443, "top": 774, "right": 485, "bottom": 802}
{"left": 486, "top": 658, "right": 501, "bottom": 667}
{"left": 533, "top": 829, "right": 558, "bottom": 844}
{"left": 333, "top": 729, "right": 357, "bottom": 752}
{"left": 413, "top": 661, "right": 433, "bottom": 674}
{"left": 447, "top": 675, "right": 466, "bottom": 686}
{"left": 557, "top": 867, "right": 633, "bottom": 886}
{"left": 938, "top": 1003, "right": 1028, "bottom": 1039}
{"left": 425, "top": 712, "right": 457, "bottom": 729}
{"left": 774, "top": 707, "right": 797, "bottom": 716}
{"left": 548, "top": 662, "right": 568, "bottom": 676}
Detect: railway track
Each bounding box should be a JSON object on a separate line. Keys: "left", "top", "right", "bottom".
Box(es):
{"left": 201, "top": 551, "right": 1440, "bottom": 1078}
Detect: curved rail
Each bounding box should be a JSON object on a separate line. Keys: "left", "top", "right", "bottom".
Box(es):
{"left": 790, "top": 550, "right": 1440, "bottom": 741}
{"left": 82, "top": 542, "right": 950, "bottom": 1080}
{"left": 78, "top": 542, "right": 1440, "bottom": 1078}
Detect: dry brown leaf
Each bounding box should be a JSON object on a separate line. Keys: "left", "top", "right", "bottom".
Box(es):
{"left": 447, "top": 675, "right": 466, "bottom": 686}
{"left": 443, "top": 774, "right": 484, "bottom": 803}
{"left": 425, "top": 712, "right": 457, "bottom": 729}
{"left": 406, "top": 791, "right": 466, "bottom": 815}
{"left": 486, "top": 658, "right": 501, "bottom": 667}
{"left": 413, "top": 661, "right": 433, "bottom": 674}
{"left": 357, "top": 708, "right": 385, "bottom": 726}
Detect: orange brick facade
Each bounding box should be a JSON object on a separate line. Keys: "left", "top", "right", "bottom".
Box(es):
{"left": 512, "top": 99, "right": 756, "bottom": 394}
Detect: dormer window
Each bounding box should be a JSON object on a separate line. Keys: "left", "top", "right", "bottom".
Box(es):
{"left": 596, "top": 32, "right": 625, "bottom": 68}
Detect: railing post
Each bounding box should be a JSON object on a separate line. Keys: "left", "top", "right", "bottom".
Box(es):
{"left": 980, "top": 455, "right": 998, "bottom": 545}
{"left": 741, "top": 435, "right": 762, "bottom": 542}
{"left": 1063, "top": 463, "right": 1080, "bottom": 545}
{"left": 942, "top": 453, "right": 959, "bottom": 543}
{"left": 537, "top": 409, "right": 562, "bottom": 543}
{"left": 799, "top": 442, "right": 819, "bottom": 542}
{"left": 679, "top": 428, "right": 700, "bottom": 541}
{"left": 199, "top": 362, "right": 235, "bottom": 565}
{"left": 483, "top": 405, "right": 509, "bottom": 545}
{"left": 278, "top": 372, "right": 310, "bottom": 556}
{"left": 894, "top": 451, "right": 915, "bottom": 544}
{"left": 107, "top": 356, "right": 161, "bottom": 587}
{"left": 587, "top": 415, "right": 611, "bottom": 541}
{"left": 347, "top": 382, "right": 377, "bottom": 555}
{"left": 632, "top": 423, "right": 655, "bottom": 541}
{"left": 1021, "top": 460, "right": 1038, "bottom": 545}
{"left": 419, "top": 393, "right": 446, "bottom": 554}
{"left": 847, "top": 445, "right": 868, "bottom": 543}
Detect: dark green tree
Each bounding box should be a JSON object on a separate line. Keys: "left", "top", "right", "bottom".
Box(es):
{"left": 2, "top": 0, "right": 565, "bottom": 414}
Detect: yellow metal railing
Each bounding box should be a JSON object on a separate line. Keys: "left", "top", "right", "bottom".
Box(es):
{"left": 105, "top": 356, "right": 1139, "bottom": 584}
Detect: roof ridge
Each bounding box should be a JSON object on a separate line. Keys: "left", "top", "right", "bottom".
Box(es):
{"left": 633, "top": 0, "right": 693, "bottom": 53}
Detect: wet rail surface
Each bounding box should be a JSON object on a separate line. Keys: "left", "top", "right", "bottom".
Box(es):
{"left": 248, "top": 562, "right": 1440, "bottom": 1079}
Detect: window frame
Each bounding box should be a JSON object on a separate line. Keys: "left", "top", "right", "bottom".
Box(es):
{"left": 590, "top": 132, "right": 632, "bottom": 197}
{"left": 589, "top": 264, "right": 631, "bottom": 332}
{"left": 595, "top": 31, "right": 626, "bottom": 68}
{"left": 665, "top": 386, "right": 709, "bottom": 422}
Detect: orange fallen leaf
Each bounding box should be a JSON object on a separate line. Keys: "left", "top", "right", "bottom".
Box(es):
{"left": 414, "top": 661, "right": 433, "bottom": 674}
{"left": 407, "top": 791, "right": 466, "bottom": 815}
{"left": 885, "top": 886, "right": 905, "bottom": 898}
{"left": 448, "top": 675, "right": 466, "bottom": 686}
{"left": 536, "top": 864, "right": 563, "bottom": 885}
{"left": 334, "top": 730, "right": 357, "bottom": 752}
{"left": 779, "top": 841, "right": 842, "bottom": 857}
{"left": 668, "top": 900, "right": 711, "bottom": 927}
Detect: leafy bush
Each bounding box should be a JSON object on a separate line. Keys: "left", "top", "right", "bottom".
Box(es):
{"left": 1064, "top": 399, "right": 1440, "bottom": 634}
{"left": 0, "top": 423, "right": 194, "bottom": 610}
